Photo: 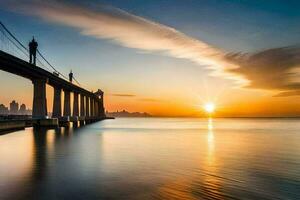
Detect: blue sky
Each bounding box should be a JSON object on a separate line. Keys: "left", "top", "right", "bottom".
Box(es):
{"left": 0, "top": 0, "right": 300, "bottom": 116}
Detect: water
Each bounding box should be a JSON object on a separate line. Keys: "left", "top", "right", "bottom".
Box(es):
{"left": 0, "top": 118, "right": 299, "bottom": 200}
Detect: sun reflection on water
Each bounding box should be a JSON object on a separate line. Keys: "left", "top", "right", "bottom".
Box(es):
{"left": 198, "top": 117, "right": 225, "bottom": 199}
{"left": 206, "top": 118, "right": 215, "bottom": 166}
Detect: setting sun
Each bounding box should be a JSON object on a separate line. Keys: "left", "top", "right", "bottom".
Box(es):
{"left": 204, "top": 102, "right": 215, "bottom": 114}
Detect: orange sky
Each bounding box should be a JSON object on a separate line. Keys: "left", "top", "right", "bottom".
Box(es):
{"left": 1, "top": 70, "right": 300, "bottom": 117}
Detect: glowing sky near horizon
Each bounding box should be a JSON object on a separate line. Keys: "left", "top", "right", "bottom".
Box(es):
{"left": 0, "top": 0, "right": 300, "bottom": 117}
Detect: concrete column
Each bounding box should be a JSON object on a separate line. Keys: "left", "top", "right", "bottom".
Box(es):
{"left": 73, "top": 92, "right": 79, "bottom": 116}
{"left": 92, "top": 99, "right": 95, "bottom": 117}
{"left": 90, "top": 98, "right": 94, "bottom": 117}
{"left": 80, "top": 94, "right": 85, "bottom": 117}
{"left": 93, "top": 100, "right": 97, "bottom": 117}
{"left": 86, "top": 96, "right": 90, "bottom": 117}
{"left": 99, "top": 93, "right": 104, "bottom": 117}
{"left": 95, "top": 100, "right": 99, "bottom": 117}
{"left": 63, "top": 90, "right": 71, "bottom": 117}
{"left": 98, "top": 100, "right": 101, "bottom": 116}
{"left": 32, "top": 79, "right": 47, "bottom": 118}
{"left": 94, "top": 99, "right": 98, "bottom": 117}
{"left": 52, "top": 87, "right": 62, "bottom": 118}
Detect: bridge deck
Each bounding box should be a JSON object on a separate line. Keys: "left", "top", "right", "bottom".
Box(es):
{"left": 0, "top": 50, "right": 96, "bottom": 96}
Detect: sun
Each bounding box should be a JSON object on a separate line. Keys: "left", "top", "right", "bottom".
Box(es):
{"left": 204, "top": 102, "right": 215, "bottom": 114}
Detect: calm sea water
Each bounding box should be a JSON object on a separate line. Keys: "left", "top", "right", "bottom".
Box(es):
{"left": 0, "top": 118, "right": 299, "bottom": 200}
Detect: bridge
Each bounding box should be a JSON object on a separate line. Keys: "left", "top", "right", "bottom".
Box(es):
{"left": 0, "top": 21, "right": 109, "bottom": 131}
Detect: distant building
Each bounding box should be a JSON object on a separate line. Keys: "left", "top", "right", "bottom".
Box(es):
{"left": 27, "top": 109, "right": 32, "bottom": 115}
{"left": 19, "top": 104, "right": 26, "bottom": 115}
{"left": 106, "top": 110, "right": 152, "bottom": 118}
{"left": 0, "top": 101, "right": 32, "bottom": 116}
{"left": 9, "top": 100, "right": 19, "bottom": 115}
{"left": 0, "top": 104, "right": 9, "bottom": 115}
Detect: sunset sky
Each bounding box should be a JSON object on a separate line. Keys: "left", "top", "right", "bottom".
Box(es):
{"left": 0, "top": 0, "right": 300, "bottom": 117}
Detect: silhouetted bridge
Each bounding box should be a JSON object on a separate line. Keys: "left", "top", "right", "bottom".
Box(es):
{"left": 0, "top": 50, "right": 107, "bottom": 127}
{"left": 0, "top": 22, "right": 109, "bottom": 131}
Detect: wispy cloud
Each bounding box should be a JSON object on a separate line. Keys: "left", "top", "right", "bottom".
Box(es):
{"left": 139, "top": 98, "right": 162, "bottom": 102}
{"left": 2, "top": 0, "right": 240, "bottom": 78}
{"left": 273, "top": 90, "right": 300, "bottom": 97}
{"left": 3, "top": 0, "right": 300, "bottom": 96}
{"left": 225, "top": 46, "right": 300, "bottom": 96}
{"left": 110, "top": 93, "right": 136, "bottom": 97}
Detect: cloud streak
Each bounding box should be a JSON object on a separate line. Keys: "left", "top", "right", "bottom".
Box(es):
{"left": 139, "top": 98, "right": 162, "bottom": 102}
{"left": 225, "top": 46, "right": 300, "bottom": 96}
{"left": 2, "top": 0, "right": 240, "bottom": 76}
{"left": 3, "top": 0, "right": 300, "bottom": 96}
{"left": 110, "top": 93, "right": 136, "bottom": 97}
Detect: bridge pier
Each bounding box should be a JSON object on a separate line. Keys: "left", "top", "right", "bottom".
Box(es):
{"left": 86, "top": 96, "right": 90, "bottom": 117}
{"left": 94, "top": 98, "right": 97, "bottom": 117}
{"left": 60, "top": 89, "right": 71, "bottom": 127}
{"left": 52, "top": 87, "right": 62, "bottom": 118}
{"left": 95, "top": 90, "right": 105, "bottom": 118}
{"left": 101, "top": 93, "right": 105, "bottom": 116}
{"left": 94, "top": 99, "right": 98, "bottom": 117}
{"left": 79, "top": 94, "right": 85, "bottom": 126}
{"left": 63, "top": 90, "right": 71, "bottom": 117}
{"left": 72, "top": 92, "right": 79, "bottom": 126}
{"left": 96, "top": 100, "right": 99, "bottom": 117}
{"left": 93, "top": 98, "right": 96, "bottom": 117}
{"left": 90, "top": 98, "right": 94, "bottom": 117}
{"left": 96, "top": 100, "right": 100, "bottom": 117}
{"left": 31, "top": 79, "right": 58, "bottom": 127}
{"left": 85, "top": 96, "right": 91, "bottom": 124}
{"left": 80, "top": 94, "right": 85, "bottom": 116}
{"left": 73, "top": 92, "right": 79, "bottom": 116}
{"left": 97, "top": 100, "right": 100, "bottom": 116}
{"left": 32, "top": 79, "right": 47, "bottom": 118}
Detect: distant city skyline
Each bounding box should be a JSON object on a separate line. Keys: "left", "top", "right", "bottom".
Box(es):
{"left": 106, "top": 110, "right": 152, "bottom": 118}
{"left": 0, "top": 99, "right": 149, "bottom": 117}
{"left": 0, "top": 100, "right": 31, "bottom": 115}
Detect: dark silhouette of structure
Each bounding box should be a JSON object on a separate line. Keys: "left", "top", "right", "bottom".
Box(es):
{"left": 9, "top": 100, "right": 19, "bottom": 115}
{"left": 0, "top": 104, "right": 8, "bottom": 115}
{"left": 106, "top": 110, "right": 152, "bottom": 118}
{"left": 19, "top": 104, "right": 27, "bottom": 115}
{"left": 0, "top": 101, "right": 32, "bottom": 115}
{"left": 29, "top": 37, "right": 38, "bottom": 65}
{"left": 94, "top": 89, "right": 105, "bottom": 116}
{"left": 0, "top": 50, "right": 106, "bottom": 124}
{"left": 69, "top": 70, "right": 73, "bottom": 82}
{"left": 0, "top": 21, "right": 108, "bottom": 129}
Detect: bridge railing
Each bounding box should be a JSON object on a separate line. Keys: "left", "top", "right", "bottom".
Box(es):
{"left": 0, "top": 21, "right": 80, "bottom": 85}
{"left": 0, "top": 21, "right": 61, "bottom": 75}
{"left": 0, "top": 21, "right": 108, "bottom": 121}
